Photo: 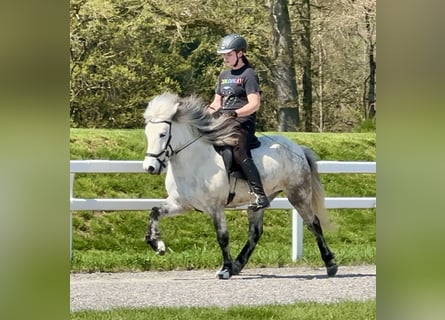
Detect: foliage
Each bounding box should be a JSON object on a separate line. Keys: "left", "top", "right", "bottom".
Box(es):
{"left": 70, "top": 129, "right": 375, "bottom": 272}
{"left": 356, "top": 118, "right": 377, "bottom": 132}
{"left": 70, "top": 0, "right": 376, "bottom": 132}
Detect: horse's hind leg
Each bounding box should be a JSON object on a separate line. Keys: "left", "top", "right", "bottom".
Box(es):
{"left": 287, "top": 190, "right": 337, "bottom": 277}
{"left": 232, "top": 207, "right": 265, "bottom": 275}
{"left": 307, "top": 215, "right": 337, "bottom": 277}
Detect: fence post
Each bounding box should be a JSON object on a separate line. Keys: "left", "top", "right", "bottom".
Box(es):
{"left": 292, "top": 209, "right": 303, "bottom": 261}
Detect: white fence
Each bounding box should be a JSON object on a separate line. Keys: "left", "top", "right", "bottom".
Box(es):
{"left": 70, "top": 160, "right": 376, "bottom": 260}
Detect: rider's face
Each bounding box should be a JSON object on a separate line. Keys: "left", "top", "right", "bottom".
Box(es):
{"left": 221, "top": 51, "right": 242, "bottom": 67}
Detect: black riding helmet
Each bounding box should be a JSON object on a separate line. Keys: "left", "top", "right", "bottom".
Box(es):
{"left": 216, "top": 34, "right": 247, "bottom": 54}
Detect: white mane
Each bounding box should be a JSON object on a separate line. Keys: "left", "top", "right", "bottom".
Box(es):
{"left": 144, "top": 92, "right": 180, "bottom": 123}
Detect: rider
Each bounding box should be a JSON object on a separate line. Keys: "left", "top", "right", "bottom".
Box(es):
{"left": 208, "top": 34, "right": 270, "bottom": 211}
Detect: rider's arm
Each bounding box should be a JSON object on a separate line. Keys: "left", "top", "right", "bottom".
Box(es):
{"left": 233, "top": 92, "right": 260, "bottom": 117}
{"left": 208, "top": 94, "right": 223, "bottom": 114}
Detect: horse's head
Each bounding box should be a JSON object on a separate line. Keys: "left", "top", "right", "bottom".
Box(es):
{"left": 142, "top": 92, "right": 239, "bottom": 174}
{"left": 142, "top": 93, "right": 180, "bottom": 174}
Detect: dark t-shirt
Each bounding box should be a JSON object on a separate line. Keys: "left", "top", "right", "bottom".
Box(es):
{"left": 215, "top": 64, "right": 260, "bottom": 123}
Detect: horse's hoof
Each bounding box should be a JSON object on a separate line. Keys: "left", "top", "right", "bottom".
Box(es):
{"left": 326, "top": 263, "right": 338, "bottom": 277}
{"left": 231, "top": 262, "right": 242, "bottom": 275}
{"left": 216, "top": 268, "right": 231, "bottom": 280}
{"left": 156, "top": 240, "right": 166, "bottom": 255}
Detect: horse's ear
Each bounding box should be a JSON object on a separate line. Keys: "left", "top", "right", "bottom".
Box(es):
{"left": 173, "top": 102, "right": 180, "bottom": 111}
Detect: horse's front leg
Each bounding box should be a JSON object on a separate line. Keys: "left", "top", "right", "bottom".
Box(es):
{"left": 145, "top": 201, "right": 184, "bottom": 255}
{"left": 211, "top": 210, "right": 233, "bottom": 279}
{"left": 145, "top": 206, "right": 166, "bottom": 255}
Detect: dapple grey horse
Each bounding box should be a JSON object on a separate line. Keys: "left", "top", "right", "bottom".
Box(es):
{"left": 142, "top": 92, "right": 337, "bottom": 279}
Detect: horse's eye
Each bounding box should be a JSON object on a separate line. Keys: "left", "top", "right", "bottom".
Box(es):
{"left": 160, "top": 133, "right": 166, "bottom": 138}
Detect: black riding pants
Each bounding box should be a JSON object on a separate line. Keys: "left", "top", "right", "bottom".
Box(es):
{"left": 226, "top": 117, "right": 256, "bottom": 165}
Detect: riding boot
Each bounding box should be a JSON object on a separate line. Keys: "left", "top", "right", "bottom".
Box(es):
{"left": 240, "top": 158, "right": 270, "bottom": 211}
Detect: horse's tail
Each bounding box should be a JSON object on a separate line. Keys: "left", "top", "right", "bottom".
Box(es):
{"left": 303, "top": 147, "right": 336, "bottom": 231}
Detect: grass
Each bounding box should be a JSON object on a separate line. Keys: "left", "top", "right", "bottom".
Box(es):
{"left": 70, "top": 129, "right": 375, "bottom": 272}
{"left": 71, "top": 300, "right": 376, "bottom": 319}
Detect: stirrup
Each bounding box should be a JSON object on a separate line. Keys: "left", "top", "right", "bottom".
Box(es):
{"left": 248, "top": 194, "right": 270, "bottom": 211}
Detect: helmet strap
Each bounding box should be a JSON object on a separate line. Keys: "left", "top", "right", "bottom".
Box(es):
{"left": 233, "top": 56, "right": 240, "bottom": 68}
{"left": 232, "top": 51, "right": 242, "bottom": 68}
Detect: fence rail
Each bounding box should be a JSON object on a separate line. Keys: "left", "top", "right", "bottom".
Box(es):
{"left": 70, "top": 160, "right": 376, "bottom": 261}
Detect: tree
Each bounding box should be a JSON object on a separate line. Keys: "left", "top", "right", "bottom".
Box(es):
{"left": 70, "top": 0, "right": 191, "bottom": 128}
{"left": 294, "top": 0, "right": 376, "bottom": 132}
{"left": 363, "top": 1, "right": 376, "bottom": 119}
{"left": 70, "top": 0, "right": 376, "bottom": 132}
{"left": 266, "top": 0, "right": 300, "bottom": 131}
{"left": 298, "top": 0, "right": 314, "bottom": 132}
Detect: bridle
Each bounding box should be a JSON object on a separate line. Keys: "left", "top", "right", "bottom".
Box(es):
{"left": 145, "top": 120, "right": 202, "bottom": 172}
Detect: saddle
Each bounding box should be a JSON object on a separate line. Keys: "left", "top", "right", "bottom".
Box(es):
{"left": 214, "top": 137, "right": 261, "bottom": 205}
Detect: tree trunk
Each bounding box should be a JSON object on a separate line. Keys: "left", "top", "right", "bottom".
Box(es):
{"left": 318, "top": 34, "right": 324, "bottom": 132}
{"left": 300, "top": 0, "right": 313, "bottom": 132}
{"left": 365, "top": 5, "right": 376, "bottom": 119}
{"left": 266, "top": 0, "right": 299, "bottom": 131}
{"left": 277, "top": 107, "right": 300, "bottom": 131}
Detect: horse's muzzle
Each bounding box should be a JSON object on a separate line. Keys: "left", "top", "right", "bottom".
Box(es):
{"left": 146, "top": 165, "right": 156, "bottom": 174}
{"left": 143, "top": 157, "right": 161, "bottom": 174}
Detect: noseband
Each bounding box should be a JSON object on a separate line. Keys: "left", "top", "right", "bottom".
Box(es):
{"left": 145, "top": 120, "right": 202, "bottom": 173}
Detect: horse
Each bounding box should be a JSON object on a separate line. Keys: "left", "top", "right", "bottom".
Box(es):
{"left": 142, "top": 92, "right": 337, "bottom": 279}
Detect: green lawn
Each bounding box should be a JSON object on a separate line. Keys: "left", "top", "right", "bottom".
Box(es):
{"left": 71, "top": 300, "right": 376, "bottom": 320}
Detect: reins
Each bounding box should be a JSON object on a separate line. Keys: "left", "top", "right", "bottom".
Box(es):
{"left": 146, "top": 115, "right": 305, "bottom": 171}
{"left": 173, "top": 135, "right": 203, "bottom": 155}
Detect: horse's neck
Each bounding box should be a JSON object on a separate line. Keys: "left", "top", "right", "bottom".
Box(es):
{"left": 170, "top": 123, "right": 220, "bottom": 169}
{"left": 166, "top": 124, "right": 224, "bottom": 194}
{"left": 170, "top": 123, "right": 199, "bottom": 154}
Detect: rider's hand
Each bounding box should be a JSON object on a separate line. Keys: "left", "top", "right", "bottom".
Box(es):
{"left": 212, "top": 110, "right": 222, "bottom": 119}
{"left": 227, "top": 111, "right": 238, "bottom": 118}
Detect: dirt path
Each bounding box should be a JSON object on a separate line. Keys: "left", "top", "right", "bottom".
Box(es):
{"left": 70, "top": 265, "right": 376, "bottom": 311}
